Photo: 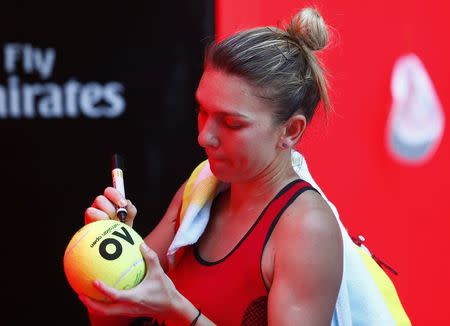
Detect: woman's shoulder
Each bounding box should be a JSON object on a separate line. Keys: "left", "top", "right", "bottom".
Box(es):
{"left": 265, "top": 186, "right": 344, "bottom": 323}
{"left": 272, "top": 188, "right": 342, "bottom": 251}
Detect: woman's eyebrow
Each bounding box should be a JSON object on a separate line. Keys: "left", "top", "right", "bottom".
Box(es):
{"left": 195, "top": 96, "right": 250, "bottom": 119}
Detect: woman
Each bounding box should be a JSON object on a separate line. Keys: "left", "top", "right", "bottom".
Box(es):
{"left": 81, "top": 7, "right": 343, "bottom": 325}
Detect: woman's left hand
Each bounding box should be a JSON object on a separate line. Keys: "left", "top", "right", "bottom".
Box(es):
{"left": 79, "top": 243, "right": 183, "bottom": 321}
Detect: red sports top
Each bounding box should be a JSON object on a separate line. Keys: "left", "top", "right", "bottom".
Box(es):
{"left": 168, "top": 179, "right": 316, "bottom": 325}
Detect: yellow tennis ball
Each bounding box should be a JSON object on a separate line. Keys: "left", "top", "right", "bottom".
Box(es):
{"left": 64, "top": 219, "right": 146, "bottom": 301}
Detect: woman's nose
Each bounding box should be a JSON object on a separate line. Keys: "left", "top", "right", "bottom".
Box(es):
{"left": 198, "top": 118, "right": 220, "bottom": 148}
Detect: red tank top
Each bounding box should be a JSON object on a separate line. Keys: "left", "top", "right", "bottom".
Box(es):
{"left": 167, "top": 179, "right": 315, "bottom": 325}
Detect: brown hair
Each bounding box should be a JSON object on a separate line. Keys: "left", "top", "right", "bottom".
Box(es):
{"left": 205, "top": 7, "right": 330, "bottom": 124}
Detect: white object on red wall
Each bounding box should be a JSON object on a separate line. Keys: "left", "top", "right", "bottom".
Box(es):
{"left": 386, "top": 53, "right": 445, "bottom": 165}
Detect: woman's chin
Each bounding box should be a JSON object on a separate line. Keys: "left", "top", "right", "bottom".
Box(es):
{"left": 209, "top": 160, "right": 233, "bottom": 181}
{"left": 209, "top": 160, "right": 224, "bottom": 174}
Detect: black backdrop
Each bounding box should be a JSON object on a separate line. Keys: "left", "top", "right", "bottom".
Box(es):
{"left": 0, "top": 1, "right": 213, "bottom": 324}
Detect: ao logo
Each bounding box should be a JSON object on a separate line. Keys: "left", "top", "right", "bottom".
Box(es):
{"left": 98, "top": 226, "right": 136, "bottom": 260}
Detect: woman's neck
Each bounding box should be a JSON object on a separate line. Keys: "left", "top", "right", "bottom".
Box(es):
{"left": 227, "top": 153, "right": 298, "bottom": 215}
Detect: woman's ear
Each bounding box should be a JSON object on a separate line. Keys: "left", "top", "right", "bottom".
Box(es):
{"left": 278, "top": 114, "right": 307, "bottom": 149}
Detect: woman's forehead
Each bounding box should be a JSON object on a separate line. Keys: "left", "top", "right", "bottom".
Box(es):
{"left": 197, "top": 68, "right": 251, "bottom": 97}
{"left": 196, "top": 68, "right": 272, "bottom": 115}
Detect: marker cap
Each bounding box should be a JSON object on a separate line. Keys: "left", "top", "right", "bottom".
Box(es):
{"left": 112, "top": 153, "right": 124, "bottom": 171}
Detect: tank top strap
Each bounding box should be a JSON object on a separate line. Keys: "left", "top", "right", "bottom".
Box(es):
{"left": 240, "top": 179, "right": 318, "bottom": 287}
{"left": 250, "top": 179, "right": 317, "bottom": 244}
{"left": 261, "top": 179, "right": 318, "bottom": 252}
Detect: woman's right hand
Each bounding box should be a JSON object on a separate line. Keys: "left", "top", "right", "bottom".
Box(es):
{"left": 84, "top": 187, "right": 137, "bottom": 227}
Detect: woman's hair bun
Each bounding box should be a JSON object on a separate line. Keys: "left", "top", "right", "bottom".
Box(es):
{"left": 286, "top": 7, "right": 329, "bottom": 51}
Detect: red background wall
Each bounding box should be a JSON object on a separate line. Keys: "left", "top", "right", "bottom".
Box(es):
{"left": 216, "top": 1, "right": 450, "bottom": 324}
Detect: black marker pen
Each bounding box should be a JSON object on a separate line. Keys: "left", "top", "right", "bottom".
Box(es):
{"left": 112, "top": 153, "right": 127, "bottom": 223}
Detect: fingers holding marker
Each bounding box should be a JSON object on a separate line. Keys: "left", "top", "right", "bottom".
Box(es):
{"left": 103, "top": 187, "right": 138, "bottom": 223}
{"left": 85, "top": 191, "right": 134, "bottom": 224}
{"left": 125, "top": 199, "right": 137, "bottom": 221}
{"left": 84, "top": 207, "right": 110, "bottom": 224}
{"left": 104, "top": 186, "right": 128, "bottom": 208}
{"left": 84, "top": 154, "right": 134, "bottom": 224}
{"left": 92, "top": 193, "right": 117, "bottom": 219}
{"left": 104, "top": 186, "right": 129, "bottom": 222}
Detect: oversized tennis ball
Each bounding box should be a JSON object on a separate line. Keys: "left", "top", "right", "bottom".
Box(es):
{"left": 64, "top": 219, "right": 146, "bottom": 301}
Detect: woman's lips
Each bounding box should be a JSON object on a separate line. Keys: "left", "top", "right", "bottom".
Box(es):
{"left": 207, "top": 153, "right": 226, "bottom": 161}
{"left": 209, "top": 156, "right": 225, "bottom": 161}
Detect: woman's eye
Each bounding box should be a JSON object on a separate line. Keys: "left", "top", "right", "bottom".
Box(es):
{"left": 224, "top": 118, "right": 243, "bottom": 129}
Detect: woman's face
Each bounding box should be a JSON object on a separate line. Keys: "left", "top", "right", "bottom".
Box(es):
{"left": 195, "top": 67, "right": 283, "bottom": 183}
